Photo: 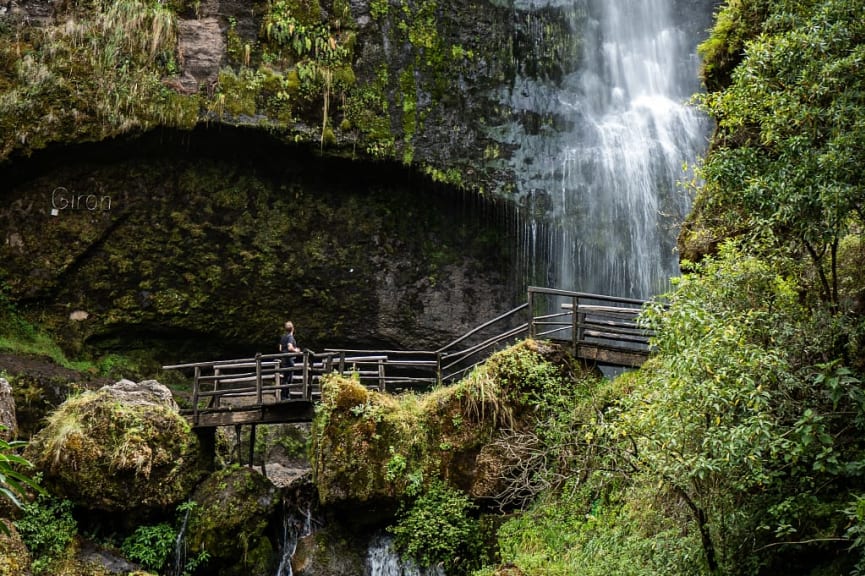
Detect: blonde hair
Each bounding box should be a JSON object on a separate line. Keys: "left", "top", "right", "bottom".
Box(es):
{"left": 284, "top": 321, "right": 294, "bottom": 332}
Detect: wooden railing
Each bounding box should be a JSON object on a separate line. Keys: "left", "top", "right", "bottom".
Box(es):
{"left": 163, "top": 287, "right": 653, "bottom": 426}
{"left": 527, "top": 287, "right": 652, "bottom": 366}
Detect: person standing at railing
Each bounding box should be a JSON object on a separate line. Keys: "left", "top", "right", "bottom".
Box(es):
{"left": 279, "top": 321, "right": 301, "bottom": 400}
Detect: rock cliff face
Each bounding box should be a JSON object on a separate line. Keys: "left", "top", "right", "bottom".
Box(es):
{"left": 0, "top": 0, "right": 716, "bottom": 355}
{"left": 0, "top": 0, "right": 587, "bottom": 192}
{"left": 0, "top": 0, "right": 581, "bottom": 356}
{"left": 0, "top": 129, "right": 527, "bottom": 357}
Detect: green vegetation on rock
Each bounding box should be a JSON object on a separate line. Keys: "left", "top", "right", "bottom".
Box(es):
{"left": 684, "top": 0, "right": 865, "bottom": 310}
{"left": 24, "top": 381, "right": 208, "bottom": 513}
{"left": 14, "top": 492, "right": 77, "bottom": 575}
{"left": 0, "top": 0, "right": 196, "bottom": 158}
{"left": 311, "top": 340, "right": 594, "bottom": 508}
{"left": 186, "top": 466, "right": 279, "bottom": 574}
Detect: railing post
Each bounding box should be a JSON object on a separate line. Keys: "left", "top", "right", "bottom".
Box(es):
{"left": 192, "top": 365, "right": 201, "bottom": 426}
{"left": 572, "top": 295, "right": 581, "bottom": 355}
{"left": 436, "top": 352, "right": 442, "bottom": 386}
{"left": 213, "top": 366, "right": 221, "bottom": 408}
{"left": 528, "top": 288, "right": 536, "bottom": 339}
{"left": 378, "top": 359, "right": 386, "bottom": 393}
{"left": 303, "top": 351, "right": 311, "bottom": 401}
{"left": 248, "top": 424, "right": 256, "bottom": 468}
{"left": 339, "top": 351, "right": 345, "bottom": 375}
{"left": 255, "top": 353, "right": 263, "bottom": 405}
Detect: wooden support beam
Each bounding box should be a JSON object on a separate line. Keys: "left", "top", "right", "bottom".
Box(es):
{"left": 248, "top": 424, "right": 256, "bottom": 468}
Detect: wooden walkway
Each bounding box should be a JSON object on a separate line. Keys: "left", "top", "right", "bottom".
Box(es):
{"left": 163, "top": 287, "right": 654, "bottom": 429}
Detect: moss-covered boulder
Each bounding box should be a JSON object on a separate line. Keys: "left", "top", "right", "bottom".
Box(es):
{"left": 0, "top": 520, "right": 32, "bottom": 576}
{"left": 311, "top": 339, "right": 589, "bottom": 506}
{"left": 186, "top": 466, "right": 281, "bottom": 576}
{"left": 24, "top": 379, "right": 208, "bottom": 513}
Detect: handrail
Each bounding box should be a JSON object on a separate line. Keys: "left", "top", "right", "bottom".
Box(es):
{"left": 437, "top": 303, "right": 528, "bottom": 354}
{"left": 527, "top": 286, "right": 647, "bottom": 306}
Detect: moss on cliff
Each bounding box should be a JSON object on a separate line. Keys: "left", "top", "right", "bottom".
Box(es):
{"left": 0, "top": 134, "right": 518, "bottom": 360}
{"left": 0, "top": 0, "right": 197, "bottom": 158}
{"left": 0, "top": 0, "right": 583, "bottom": 194}
{"left": 310, "top": 340, "right": 593, "bottom": 506}
{"left": 697, "top": 0, "right": 774, "bottom": 92}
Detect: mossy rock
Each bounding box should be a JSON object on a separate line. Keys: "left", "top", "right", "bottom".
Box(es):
{"left": 186, "top": 466, "right": 281, "bottom": 574}
{"left": 0, "top": 353, "right": 112, "bottom": 439}
{"left": 311, "top": 340, "right": 589, "bottom": 506}
{"left": 312, "top": 375, "right": 407, "bottom": 504}
{"left": 0, "top": 520, "right": 32, "bottom": 576}
{"left": 24, "top": 380, "right": 208, "bottom": 513}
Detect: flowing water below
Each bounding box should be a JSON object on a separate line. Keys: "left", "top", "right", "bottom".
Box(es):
{"left": 276, "top": 504, "right": 313, "bottom": 576}
{"left": 364, "top": 534, "right": 444, "bottom": 576}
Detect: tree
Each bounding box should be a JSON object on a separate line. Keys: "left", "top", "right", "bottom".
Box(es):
{"left": 614, "top": 244, "right": 865, "bottom": 574}
{"left": 696, "top": 0, "right": 865, "bottom": 306}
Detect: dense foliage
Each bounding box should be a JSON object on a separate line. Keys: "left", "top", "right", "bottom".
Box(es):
{"left": 121, "top": 501, "right": 210, "bottom": 576}
{"left": 686, "top": 0, "right": 865, "bottom": 307}
{"left": 390, "top": 480, "right": 482, "bottom": 575}
{"left": 488, "top": 245, "right": 865, "bottom": 575}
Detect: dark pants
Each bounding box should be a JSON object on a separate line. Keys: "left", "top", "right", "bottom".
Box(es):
{"left": 281, "top": 358, "right": 294, "bottom": 400}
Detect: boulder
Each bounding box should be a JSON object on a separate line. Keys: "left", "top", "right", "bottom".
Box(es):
{"left": 0, "top": 520, "right": 32, "bottom": 576}
{"left": 24, "top": 380, "right": 208, "bottom": 513}
{"left": 186, "top": 467, "right": 281, "bottom": 576}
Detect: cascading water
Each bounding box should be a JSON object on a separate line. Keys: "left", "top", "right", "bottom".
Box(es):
{"left": 510, "top": 0, "right": 712, "bottom": 298}
{"left": 276, "top": 504, "right": 313, "bottom": 576}
{"left": 364, "top": 534, "right": 444, "bottom": 576}
{"left": 560, "top": 0, "right": 709, "bottom": 298}
{"left": 171, "top": 506, "right": 191, "bottom": 576}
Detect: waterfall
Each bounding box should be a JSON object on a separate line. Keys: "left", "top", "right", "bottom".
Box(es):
{"left": 171, "top": 506, "right": 191, "bottom": 576}
{"left": 275, "top": 504, "right": 313, "bottom": 576}
{"left": 364, "top": 534, "right": 444, "bottom": 576}
{"left": 508, "top": 0, "right": 712, "bottom": 298}
{"left": 559, "top": 0, "right": 710, "bottom": 298}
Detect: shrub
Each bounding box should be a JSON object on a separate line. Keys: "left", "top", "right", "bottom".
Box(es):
{"left": 121, "top": 522, "right": 175, "bottom": 571}
{"left": 390, "top": 480, "right": 480, "bottom": 575}
{"left": 14, "top": 493, "right": 77, "bottom": 575}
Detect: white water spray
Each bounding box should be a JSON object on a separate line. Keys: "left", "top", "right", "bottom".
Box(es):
{"left": 553, "top": 0, "right": 708, "bottom": 298}
{"left": 172, "top": 506, "right": 191, "bottom": 576}
{"left": 508, "top": 0, "right": 711, "bottom": 298}
{"left": 275, "top": 504, "right": 313, "bottom": 576}
{"left": 364, "top": 534, "right": 444, "bottom": 576}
